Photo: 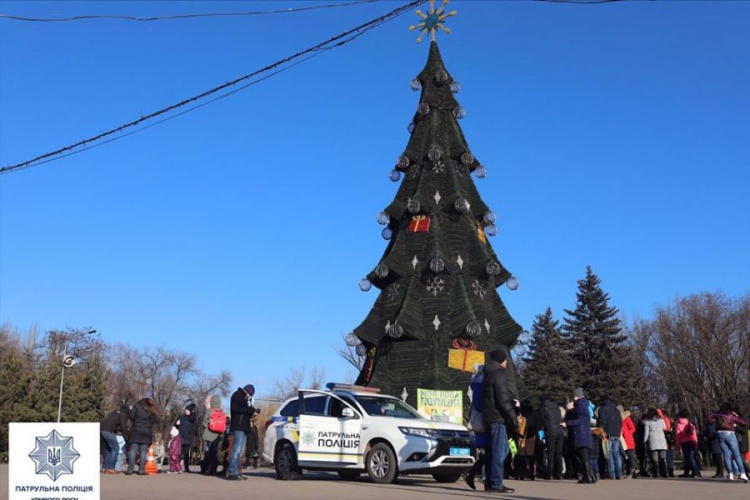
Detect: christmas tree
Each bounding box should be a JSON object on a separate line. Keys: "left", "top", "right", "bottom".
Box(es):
{"left": 562, "top": 266, "right": 642, "bottom": 405}
{"left": 522, "top": 307, "right": 574, "bottom": 406}
{"left": 347, "top": 37, "right": 524, "bottom": 406}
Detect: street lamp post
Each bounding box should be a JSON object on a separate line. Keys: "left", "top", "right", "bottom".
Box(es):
{"left": 57, "top": 329, "right": 97, "bottom": 423}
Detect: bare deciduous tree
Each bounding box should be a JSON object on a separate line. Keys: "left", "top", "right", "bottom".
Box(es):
{"left": 334, "top": 333, "right": 364, "bottom": 371}
{"left": 637, "top": 292, "right": 750, "bottom": 422}
{"left": 268, "top": 366, "right": 327, "bottom": 402}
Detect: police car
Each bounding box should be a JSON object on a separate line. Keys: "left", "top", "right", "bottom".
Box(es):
{"left": 262, "top": 384, "right": 474, "bottom": 484}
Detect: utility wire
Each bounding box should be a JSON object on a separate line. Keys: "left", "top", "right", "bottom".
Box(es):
{"left": 0, "top": 0, "right": 426, "bottom": 175}
{"left": 0, "top": 0, "right": 378, "bottom": 22}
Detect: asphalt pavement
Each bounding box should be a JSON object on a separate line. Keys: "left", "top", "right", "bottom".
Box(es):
{"left": 2, "top": 465, "right": 750, "bottom": 500}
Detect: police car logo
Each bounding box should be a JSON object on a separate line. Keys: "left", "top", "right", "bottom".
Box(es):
{"left": 302, "top": 431, "right": 315, "bottom": 446}
{"left": 28, "top": 429, "right": 80, "bottom": 481}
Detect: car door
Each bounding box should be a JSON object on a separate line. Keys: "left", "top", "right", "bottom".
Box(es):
{"left": 297, "top": 390, "right": 363, "bottom": 466}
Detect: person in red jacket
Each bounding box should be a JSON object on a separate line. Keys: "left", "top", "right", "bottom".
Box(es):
{"left": 620, "top": 409, "right": 637, "bottom": 479}
{"left": 675, "top": 410, "right": 701, "bottom": 478}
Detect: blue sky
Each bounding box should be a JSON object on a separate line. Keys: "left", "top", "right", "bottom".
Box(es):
{"left": 1, "top": 1, "right": 749, "bottom": 397}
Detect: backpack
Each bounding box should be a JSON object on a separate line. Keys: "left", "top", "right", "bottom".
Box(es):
{"left": 207, "top": 408, "right": 227, "bottom": 433}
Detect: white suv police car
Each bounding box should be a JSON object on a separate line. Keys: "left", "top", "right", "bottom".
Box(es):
{"left": 263, "top": 384, "right": 474, "bottom": 484}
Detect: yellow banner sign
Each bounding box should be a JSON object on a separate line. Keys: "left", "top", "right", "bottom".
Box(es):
{"left": 416, "top": 389, "right": 462, "bottom": 424}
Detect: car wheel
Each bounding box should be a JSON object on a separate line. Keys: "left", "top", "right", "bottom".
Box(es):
{"left": 337, "top": 471, "right": 361, "bottom": 481}
{"left": 432, "top": 472, "right": 462, "bottom": 483}
{"left": 366, "top": 443, "right": 398, "bottom": 484}
{"left": 275, "top": 442, "right": 302, "bottom": 480}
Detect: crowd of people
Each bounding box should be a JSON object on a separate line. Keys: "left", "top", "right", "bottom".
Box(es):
{"left": 98, "top": 358, "right": 749, "bottom": 493}
{"left": 466, "top": 349, "right": 750, "bottom": 494}
{"left": 99, "top": 384, "right": 261, "bottom": 480}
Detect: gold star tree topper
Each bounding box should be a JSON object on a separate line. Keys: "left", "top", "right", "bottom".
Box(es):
{"left": 410, "top": 0, "right": 457, "bottom": 43}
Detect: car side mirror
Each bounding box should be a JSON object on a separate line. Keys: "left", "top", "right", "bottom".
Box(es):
{"left": 341, "top": 408, "right": 356, "bottom": 419}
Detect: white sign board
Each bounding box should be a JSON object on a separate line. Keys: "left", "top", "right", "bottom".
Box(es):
{"left": 9, "top": 423, "right": 100, "bottom": 500}
{"left": 297, "top": 415, "right": 362, "bottom": 464}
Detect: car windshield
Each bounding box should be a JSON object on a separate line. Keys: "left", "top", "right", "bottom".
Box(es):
{"left": 353, "top": 395, "right": 422, "bottom": 419}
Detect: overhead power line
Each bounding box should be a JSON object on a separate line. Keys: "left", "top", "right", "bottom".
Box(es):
{"left": 0, "top": 0, "right": 378, "bottom": 23}
{"left": 0, "top": 0, "right": 426, "bottom": 175}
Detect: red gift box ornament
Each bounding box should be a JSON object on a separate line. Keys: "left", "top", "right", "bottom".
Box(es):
{"left": 408, "top": 215, "right": 431, "bottom": 233}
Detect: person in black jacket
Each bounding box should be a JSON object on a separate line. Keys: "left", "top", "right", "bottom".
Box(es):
{"left": 100, "top": 403, "right": 130, "bottom": 473}
{"left": 481, "top": 349, "right": 518, "bottom": 494}
{"left": 539, "top": 395, "right": 564, "bottom": 480}
{"left": 126, "top": 398, "right": 158, "bottom": 475}
{"left": 176, "top": 403, "right": 197, "bottom": 473}
{"left": 227, "top": 384, "right": 257, "bottom": 480}
{"left": 597, "top": 397, "right": 623, "bottom": 479}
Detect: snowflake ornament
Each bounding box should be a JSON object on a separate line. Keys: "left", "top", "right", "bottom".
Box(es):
{"left": 386, "top": 283, "right": 402, "bottom": 301}
{"left": 410, "top": 0, "right": 457, "bottom": 44}
{"left": 426, "top": 276, "right": 445, "bottom": 296}
{"left": 471, "top": 280, "right": 486, "bottom": 299}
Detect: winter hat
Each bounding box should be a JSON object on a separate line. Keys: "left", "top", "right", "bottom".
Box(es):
{"left": 170, "top": 426, "right": 179, "bottom": 437}
{"left": 489, "top": 349, "right": 507, "bottom": 364}
{"left": 209, "top": 395, "right": 221, "bottom": 409}
{"left": 243, "top": 384, "right": 256, "bottom": 396}
{"left": 573, "top": 387, "right": 585, "bottom": 398}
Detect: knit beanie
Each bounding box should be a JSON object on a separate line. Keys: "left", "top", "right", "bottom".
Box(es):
{"left": 573, "top": 387, "right": 585, "bottom": 398}
{"left": 489, "top": 349, "right": 507, "bottom": 364}
{"left": 243, "top": 384, "right": 256, "bottom": 396}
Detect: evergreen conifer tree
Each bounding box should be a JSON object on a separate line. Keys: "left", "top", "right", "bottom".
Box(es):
{"left": 562, "top": 266, "right": 642, "bottom": 405}
{"left": 522, "top": 307, "right": 573, "bottom": 405}
{"left": 349, "top": 42, "right": 524, "bottom": 406}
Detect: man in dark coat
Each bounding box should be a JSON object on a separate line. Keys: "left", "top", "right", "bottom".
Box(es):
{"left": 597, "top": 397, "right": 623, "bottom": 479}
{"left": 481, "top": 349, "right": 518, "bottom": 494}
{"left": 565, "top": 388, "right": 595, "bottom": 484}
{"left": 100, "top": 402, "right": 130, "bottom": 473}
{"left": 539, "top": 395, "right": 564, "bottom": 480}
{"left": 227, "top": 384, "right": 257, "bottom": 480}
{"left": 176, "top": 402, "right": 197, "bottom": 473}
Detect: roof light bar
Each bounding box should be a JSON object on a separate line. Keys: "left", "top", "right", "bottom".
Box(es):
{"left": 326, "top": 382, "right": 381, "bottom": 393}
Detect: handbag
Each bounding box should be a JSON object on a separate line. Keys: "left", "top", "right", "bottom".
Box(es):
{"left": 468, "top": 408, "right": 485, "bottom": 433}
{"left": 620, "top": 436, "right": 628, "bottom": 451}
{"left": 519, "top": 436, "right": 536, "bottom": 456}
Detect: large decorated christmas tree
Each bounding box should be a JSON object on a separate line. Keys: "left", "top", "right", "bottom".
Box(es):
{"left": 348, "top": 5, "right": 524, "bottom": 407}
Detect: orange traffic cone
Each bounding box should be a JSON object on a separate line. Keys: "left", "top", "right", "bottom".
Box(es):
{"left": 144, "top": 445, "right": 159, "bottom": 475}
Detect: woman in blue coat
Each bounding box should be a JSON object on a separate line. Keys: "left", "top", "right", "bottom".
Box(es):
{"left": 565, "top": 388, "right": 595, "bottom": 484}
{"left": 465, "top": 366, "right": 492, "bottom": 490}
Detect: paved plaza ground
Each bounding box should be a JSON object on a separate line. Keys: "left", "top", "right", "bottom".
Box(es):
{"left": 2, "top": 465, "right": 750, "bottom": 500}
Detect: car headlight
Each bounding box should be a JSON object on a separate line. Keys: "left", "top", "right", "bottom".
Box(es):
{"left": 399, "top": 427, "right": 437, "bottom": 438}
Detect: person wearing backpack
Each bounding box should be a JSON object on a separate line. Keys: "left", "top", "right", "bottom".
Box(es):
{"left": 675, "top": 410, "right": 701, "bottom": 478}
{"left": 708, "top": 403, "right": 749, "bottom": 482}
{"left": 200, "top": 394, "right": 225, "bottom": 476}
